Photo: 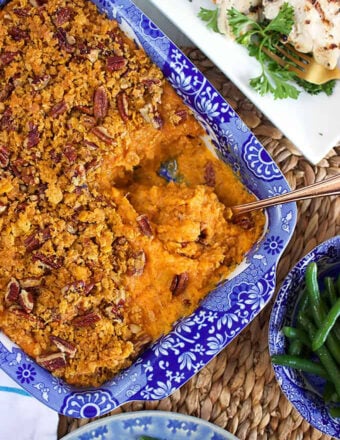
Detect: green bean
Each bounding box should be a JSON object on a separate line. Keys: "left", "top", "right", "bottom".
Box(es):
{"left": 299, "top": 317, "right": 340, "bottom": 397}
{"left": 288, "top": 339, "right": 303, "bottom": 356}
{"left": 304, "top": 265, "right": 340, "bottom": 362}
{"left": 282, "top": 326, "right": 312, "bottom": 349}
{"left": 325, "top": 277, "right": 337, "bottom": 307}
{"left": 271, "top": 355, "right": 330, "bottom": 379}
{"left": 305, "top": 263, "right": 321, "bottom": 315}
{"left": 329, "top": 406, "right": 340, "bottom": 418}
{"left": 336, "top": 274, "right": 340, "bottom": 296}
{"left": 312, "top": 298, "right": 340, "bottom": 351}
{"left": 322, "top": 277, "right": 340, "bottom": 341}
{"left": 323, "top": 381, "right": 338, "bottom": 403}
{"left": 297, "top": 290, "right": 309, "bottom": 321}
{"left": 297, "top": 311, "right": 311, "bottom": 332}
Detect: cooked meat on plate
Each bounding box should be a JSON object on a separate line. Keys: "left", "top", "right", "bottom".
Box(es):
{"left": 215, "top": 0, "right": 340, "bottom": 69}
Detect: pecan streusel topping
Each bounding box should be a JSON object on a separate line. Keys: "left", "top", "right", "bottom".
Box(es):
{"left": 0, "top": 0, "right": 264, "bottom": 387}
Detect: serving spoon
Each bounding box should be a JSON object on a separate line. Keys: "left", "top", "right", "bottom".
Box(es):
{"left": 231, "top": 173, "right": 340, "bottom": 216}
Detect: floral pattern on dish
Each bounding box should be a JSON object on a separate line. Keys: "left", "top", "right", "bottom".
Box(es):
{"left": 0, "top": 0, "right": 297, "bottom": 417}
{"left": 60, "top": 411, "right": 240, "bottom": 440}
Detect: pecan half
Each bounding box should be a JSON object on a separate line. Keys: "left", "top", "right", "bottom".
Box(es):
{"left": 54, "top": 28, "right": 75, "bottom": 53}
{"left": 82, "top": 115, "right": 96, "bottom": 129}
{"left": 104, "top": 303, "right": 123, "bottom": 322}
{"left": 83, "top": 140, "right": 98, "bottom": 150}
{"left": 0, "top": 108, "right": 14, "bottom": 132}
{"left": 24, "top": 227, "right": 50, "bottom": 252}
{"left": 170, "top": 272, "right": 189, "bottom": 296}
{"left": 126, "top": 250, "right": 146, "bottom": 276}
{"left": 62, "top": 280, "right": 94, "bottom": 296}
{"left": 0, "top": 83, "right": 15, "bottom": 102}
{"left": 26, "top": 123, "right": 40, "bottom": 148}
{"left": 0, "top": 51, "right": 19, "bottom": 66}
{"left": 20, "top": 277, "right": 42, "bottom": 288}
{"left": 91, "top": 126, "right": 113, "bottom": 145}
{"left": 0, "top": 146, "right": 9, "bottom": 168}
{"left": 14, "top": 202, "right": 27, "bottom": 214}
{"left": 107, "top": 55, "right": 127, "bottom": 72}
{"left": 32, "top": 252, "right": 63, "bottom": 270}
{"left": 54, "top": 6, "right": 74, "bottom": 26}
{"left": 50, "top": 100, "right": 67, "bottom": 118}
{"left": 21, "top": 165, "right": 36, "bottom": 186}
{"left": 204, "top": 161, "right": 216, "bottom": 187}
{"left": 72, "top": 312, "right": 101, "bottom": 327}
{"left": 30, "top": 74, "right": 51, "bottom": 91}
{"left": 18, "top": 289, "right": 34, "bottom": 313}
{"left": 116, "top": 91, "right": 129, "bottom": 122}
{"left": 63, "top": 145, "right": 77, "bottom": 163}
{"left": 24, "top": 234, "right": 40, "bottom": 252}
{"left": 232, "top": 213, "right": 255, "bottom": 230}
{"left": 71, "top": 164, "right": 86, "bottom": 186}
{"left": 137, "top": 214, "right": 153, "bottom": 237}
{"left": 93, "top": 86, "right": 108, "bottom": 120}
{"left": 49, "top": 149, "right": 62, "bottom": 164}
{"left": 36, "top": 353, "right": 67, "bottom": 371}
{"left": 10, "top": 158, "right": 23, "bottom": 178}
{"left": 73, "top": 105, "right": 93, "bottom": 115}
{"left": 174, "top": 109, "right": 188, "bottom": 125}
{"left": 142, "top": 78, "right": 161, "bottom": 88}
{"left": 152, "top": 113, "right": 163, "bottom": 130}
{"left": 13, "top": 7, "right": 30, "bottom": 17}
{"left": 50, "top": 335, "right": 77, "bottom": 358}
{"left": 8, "top": 27, "right": 29, "bottom": 42}
{"left": 5, "top": 278, "right": 21, "bottom": 304}
{"left": 85, "top": 157, "right": 101, "bottom": 172}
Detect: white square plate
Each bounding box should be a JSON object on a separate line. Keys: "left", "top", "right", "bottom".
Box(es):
{"left": 137, "top": 0, "right": 340, "bottom": 164}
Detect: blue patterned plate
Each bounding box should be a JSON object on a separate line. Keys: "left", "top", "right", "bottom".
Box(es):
{"left": 269, "top": 236, "right": 340, "bottom": 438}
{"left": 0, "top": 0, "right": 297, "bottom": 417}
{"left": 61, "top": 410, "right": 239, "bottom": 440}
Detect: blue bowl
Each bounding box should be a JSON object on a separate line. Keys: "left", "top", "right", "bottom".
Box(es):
{"left": 0, "top": 0, "right": 297, "bottom": 417}
{"left": 60, "top": 410, "right": 239, "bottom": 440}
{"left": 269, "top": 236, "right": 340, "bottom": 437}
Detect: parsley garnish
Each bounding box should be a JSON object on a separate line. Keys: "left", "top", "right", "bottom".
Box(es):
{"left": 197, "top": 8, "right": 221, "bottom": 34}
{"left": 295, "top": 77, "right": 336, "bottom": 96}
{"left": 198, "top": 4, "right": 336, "bottom": 99}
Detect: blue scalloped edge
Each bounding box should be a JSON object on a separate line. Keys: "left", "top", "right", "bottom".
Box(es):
{"left": 0, "top": 0, "right": 297, "bottom": 417}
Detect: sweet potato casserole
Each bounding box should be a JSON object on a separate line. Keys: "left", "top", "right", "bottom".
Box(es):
{"left": 0, "top": 0, "right": 264, "bottom": 387}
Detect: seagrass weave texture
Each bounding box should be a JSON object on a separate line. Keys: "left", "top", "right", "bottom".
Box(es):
{"left": 58, "top": 48, "right": 340, "bottom": 440}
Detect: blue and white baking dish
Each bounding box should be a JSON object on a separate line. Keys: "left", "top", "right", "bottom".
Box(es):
{"left": 0, "top": 0, "right": 297, "bottom": 417}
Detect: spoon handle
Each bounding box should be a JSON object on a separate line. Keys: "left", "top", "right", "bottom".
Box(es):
{"left": 231, "top": 173, "right": 340, "bottom": 216}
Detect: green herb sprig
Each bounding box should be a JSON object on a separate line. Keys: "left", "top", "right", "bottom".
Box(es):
{"left": 198, "top": 4, "right": 336, "bottom": 99}
{"left": 197, "top": 7, "right": 221, "bottom": 33}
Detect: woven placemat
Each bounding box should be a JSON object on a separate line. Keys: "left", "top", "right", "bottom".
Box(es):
{"left": 58, "top": 48, "right": 340, "bottom": 440}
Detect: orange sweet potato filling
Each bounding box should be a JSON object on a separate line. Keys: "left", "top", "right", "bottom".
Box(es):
{"left": 0, "top": 0, "right": 264, "bottom": 386}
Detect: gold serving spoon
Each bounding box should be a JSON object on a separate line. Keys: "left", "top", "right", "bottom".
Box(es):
{"left": 231, "top": 173, "right": 340, "bottom": 216}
